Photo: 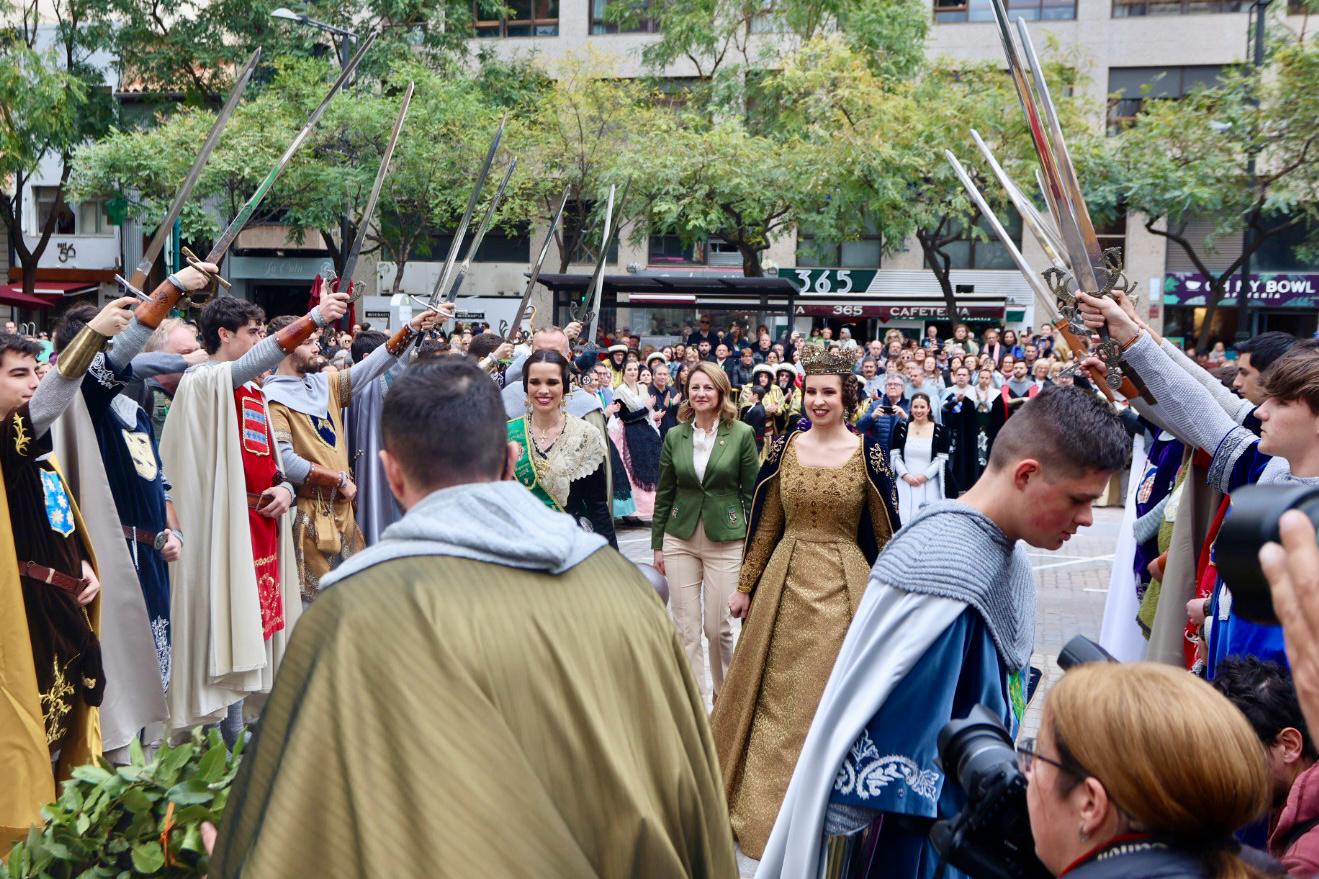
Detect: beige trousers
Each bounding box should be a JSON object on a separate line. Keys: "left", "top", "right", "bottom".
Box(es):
{"left": 664, "top": 528, "right": 743, "bottom": 702}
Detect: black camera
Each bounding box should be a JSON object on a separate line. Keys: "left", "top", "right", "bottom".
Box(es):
{"left": 929, "top": 636, "right": 1115, "bottom": 879}
{"left": 1214, "top": 484, "right": 1319, "bottom": 625}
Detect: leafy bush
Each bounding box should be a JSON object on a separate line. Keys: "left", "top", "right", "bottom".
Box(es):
{"left": 5, "top": 729, "right": 242, "bottom": 878}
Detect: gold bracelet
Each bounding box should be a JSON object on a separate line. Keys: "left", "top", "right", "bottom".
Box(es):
{"left": 56, "top": 326, "right": 108, "bottom": 379}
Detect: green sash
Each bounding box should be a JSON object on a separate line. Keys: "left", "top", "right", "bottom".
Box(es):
{"left": 507, "top": 417, "right": 562, "bottom": 511}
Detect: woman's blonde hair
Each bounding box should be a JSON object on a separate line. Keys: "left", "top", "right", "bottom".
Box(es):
{"left": 1048, "top": 663, "right": 1270, "bottom": 879}
{"left": 678, "top": 361, "right": 738, "bottom": 425}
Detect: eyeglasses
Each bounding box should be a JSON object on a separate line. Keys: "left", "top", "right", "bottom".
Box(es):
{"left": 1015, "top": 737, "right": 1082, "bottom": 777}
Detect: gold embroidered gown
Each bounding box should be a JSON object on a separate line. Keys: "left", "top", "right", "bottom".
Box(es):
{"left": 711, "top": 436, "right": 891, "bottom": 859}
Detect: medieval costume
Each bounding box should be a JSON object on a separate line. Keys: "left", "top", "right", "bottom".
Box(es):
{"left": 711, "top": 426, "right": 898, "bottom": 859}
{"left": 892, "top": 419, "right": 950, "bottom": 513}
{"left": 1129, "top": 425, "right": 1185, "bottom": 633}
{"left": 610, "top": 377, "right": 661, "bottom": 519}
{"left": 349, "top": 359, "right": 404, "bottom": 546}
{"left": 51, "top": 318, "right": 188, "bottom": 758}
{"left": 508, "top": 413, "right": 617, "bottom": 548}
{"left": 264, "top": 325, "right": 414, "bottom": 600}
{"left": 986, "top": 375, "right": 1038, "bottom": 454}
{"left": 606, "top": 343, "right": 629, "bottom": 388}
{"left": 773, "top": 366, "right": 802, "bottom": 437}
{"left": 1, "top": 326, "right": 111, "bottom": 845}
{"left": 940, "top": 385, "right": 980, "bottom": 494}
{"left": 759, "top": 502, "right": 1035, "bottom": 879}
{"left": 159, "top": 312, "right": 333, "bottom": 733}
{"left": 211, "top": 480, "right": 737, "bottom": 878}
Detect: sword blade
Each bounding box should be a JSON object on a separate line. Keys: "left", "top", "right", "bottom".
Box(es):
{"left": 944, "top": 151, "right": 1057, "bottom": 320}
{"left": 584, "top": 179, "right": 629, "bottom": 343}
{"left": 428, "top": 113, "right": 508, "bottom": 305}
{"left": 444, "top": 157, "right": 518, "bottom": 303}
{"left": 203, "top": 31, "right": 378, "bottom": 266}
{"left": 968, "top": 128, "right": 1068, "bottom": 271}
{"left": 339, "top": 81, "right": 414, "bottom": 291}
{"left": 1015, "top": 19, "right": 1106, "bottom": 290}
{"left": 129, "top": 48, "right": 261, "bottom": 290}
{"left": 507, "top": 185, "right": 570, "bottom": 341}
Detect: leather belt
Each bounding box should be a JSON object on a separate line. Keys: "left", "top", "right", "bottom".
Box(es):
{"left": 122, "top": 526, "right": 158, "bottom": 547}
{"left": 247, "top": 491, "right": 264, "bottom": 510}
{"left": 20, "top": 561, "right": 89, "bottom": 596}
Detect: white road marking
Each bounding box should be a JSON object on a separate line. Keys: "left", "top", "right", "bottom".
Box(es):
{"left": 1032, "top": 553, "right": 1115, "bottom": 571}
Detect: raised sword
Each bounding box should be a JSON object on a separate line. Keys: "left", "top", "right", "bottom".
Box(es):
{"left": 501, "top": 185, "right": 569, "bottom": 342}
{"left": 425, "top": 114, "right": 508, "bottom": 308}
{"left": 123, "top": 48, "right": 261, "bottom": 296}
{"left": 182, "top": 31, "right": 378, "bottom": 300}
{"left": 335, "top": 81, "right": 415, "bottom": 303}
{"left": 945, "top": 150, "right": 1115, "bottom": 401}
{"left": 571, "top": 179, "right": 630, "bottom": 344}
{"left": 988, "top": 0, "right": 1151, "bottom": 400}
{"left": 443, "top": 157, "right": 517, "bottom": 304}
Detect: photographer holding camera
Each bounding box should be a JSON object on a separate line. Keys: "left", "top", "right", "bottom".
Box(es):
{"left": 1022, "top": 662, "right": 1271, "bottom": 879}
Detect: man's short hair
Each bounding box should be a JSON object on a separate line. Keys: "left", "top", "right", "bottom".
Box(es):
{"left": 1236, "top": 331, "right": 1298, "bottom": 374}
{"left": 199, "top": 296, "right": 265, "bottom": 354}
{"left": 52, "top": 302, "right": 99, "bottom": 353}
{"left": 266, "top": 314, "right": 297, "bottom": 336}
{"left": 0, "top": 333, "right": 42, "bottom": 362}
{"left": 1213, "top": 656, "right": 1316, "bottom": 760}
{"left": 468, "top": 332, "right": 504, "bottom": 360}
{"left": 1260, "top": 340, "right": 1319, "bottom": 414}
{"left": 382, "top": 358, "right": 507, "bottom": 489}
{"left": 351, "top": 330, "right": 388, "bottom": 363}
{"left": 987, "top": 385, "right": 1127, "bottom": 476}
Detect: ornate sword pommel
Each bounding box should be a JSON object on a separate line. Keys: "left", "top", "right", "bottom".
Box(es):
{"left": 274, "top": 314, "right": 320, "bottom": 354}
{"left": 1097, "top": 247, "right": 1128, "bottom": 298}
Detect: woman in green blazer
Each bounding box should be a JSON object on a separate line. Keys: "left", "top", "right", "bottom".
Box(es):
{"left": 652, "top": 362, "right": 761, "bottom": 703}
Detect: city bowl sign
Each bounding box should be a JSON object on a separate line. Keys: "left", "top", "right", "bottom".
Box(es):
{"left": 1164, "top": 272, "right": 1319, "bottom": 308}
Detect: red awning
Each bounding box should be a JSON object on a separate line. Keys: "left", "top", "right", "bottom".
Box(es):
{"left": 0, "top": 284, "right": 57, "bottom": 308}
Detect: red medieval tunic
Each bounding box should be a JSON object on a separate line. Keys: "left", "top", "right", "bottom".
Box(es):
{"left": 235, "top": 384, "right": 284, "bottom": 640}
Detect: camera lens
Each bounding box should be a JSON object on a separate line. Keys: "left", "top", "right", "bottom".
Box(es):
{"left": 1216, "top": 485, "right": 1319, "bottom": 625}
{"left": 938, "top": 705, "right": 1018, "bottom": 796}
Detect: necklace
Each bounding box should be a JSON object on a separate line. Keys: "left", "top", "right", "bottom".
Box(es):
{"left": 530, "top": 414, "right": 565, "bottom": 452}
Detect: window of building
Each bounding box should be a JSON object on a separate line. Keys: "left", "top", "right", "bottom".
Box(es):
{"left": 926, "top": 209, "right": 1023, "bottom": 270}
{"left": 796, "top": 221, "right": 882, "bottom": 268}
{"left": 649, "top": 234, "right": 705, "bottom": 265}
{"left": 590, "top": 0, "right": 661, "bottom": 33}
{"left": 934, "top": 0, "right": 1076, "bottom": 24}
{"left": 473, "top": 0, "right": 559, "bottom": 37}
{"left": 1113, "top": 0, "right": 1244, "bottom": 16}
{"left": 425, "top": 223, "right": 531, "bottom": 263}
{"left": 1107, "top": 65, "right": 1225, "bottom": 130}
{"left": 34, "top": 186, "right": 110, "bottom": 236}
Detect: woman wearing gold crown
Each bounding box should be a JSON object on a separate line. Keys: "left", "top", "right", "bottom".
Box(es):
{"left": 710, "top": 343, "right": 900, "bottom": 859}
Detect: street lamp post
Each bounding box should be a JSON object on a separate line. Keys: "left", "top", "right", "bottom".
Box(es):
{"left": 271, "top": 8, "right": 357, "bottom": 288}
{"left": 1236, "top": 0, "right": 1271, "bottom": 342}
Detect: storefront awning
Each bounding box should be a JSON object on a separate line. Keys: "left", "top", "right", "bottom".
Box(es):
{"left": 0, "top": 284, "right": 59, "bottom": 308}
{"left": 534, "top": 273, "right": 800, "bottom": 300}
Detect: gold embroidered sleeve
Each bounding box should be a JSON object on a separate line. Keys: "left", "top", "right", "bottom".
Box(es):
{"left": 739, "top": 475, "right": 783, "bottom": 595}
{"left": 334, "top": 367, "right": 353, "bottom": 409}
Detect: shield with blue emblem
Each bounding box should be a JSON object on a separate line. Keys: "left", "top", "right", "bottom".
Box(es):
{"left": 40, "top": 469, "right": 75, "bottom": 537}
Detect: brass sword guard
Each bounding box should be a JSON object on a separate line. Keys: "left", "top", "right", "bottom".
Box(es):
{"left": 181, "top": 246, "right": 229, "bottom": 305}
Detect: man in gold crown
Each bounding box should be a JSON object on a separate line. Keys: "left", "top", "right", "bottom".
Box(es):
{"left": 711, "top": 343, "right": 899, "bottom": 859}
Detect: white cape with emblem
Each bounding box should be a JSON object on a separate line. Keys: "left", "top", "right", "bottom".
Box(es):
{"left": 160, "top": 362, "right": 300, "bottom": 732}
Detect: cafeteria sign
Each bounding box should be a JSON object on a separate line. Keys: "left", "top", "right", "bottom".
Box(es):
{"left": 1164, "top": 272, "right": 1319, "bottom": 308}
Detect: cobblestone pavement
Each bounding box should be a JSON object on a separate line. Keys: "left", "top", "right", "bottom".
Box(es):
{"left": 616, "top": 505, "right": 1123, "bottom": 877}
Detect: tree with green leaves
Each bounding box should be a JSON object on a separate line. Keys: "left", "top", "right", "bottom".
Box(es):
{"left": 1096, "top": 35, "right": 1319, "bottom": 351}
{"left": 0, "top": 0, "right": 117, "bottom": 298}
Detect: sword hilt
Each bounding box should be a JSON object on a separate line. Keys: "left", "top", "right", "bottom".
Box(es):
{"left": 181, "top": 246, "right": 229, "bottom": 304}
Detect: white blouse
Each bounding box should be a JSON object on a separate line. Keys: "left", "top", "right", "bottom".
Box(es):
{"left": 692, "top": 423, "right": 718, "bottom": 483}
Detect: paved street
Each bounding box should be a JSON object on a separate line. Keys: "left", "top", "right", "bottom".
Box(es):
{"left": 616, "top": 505, "right": 1123, "bottom": 876}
